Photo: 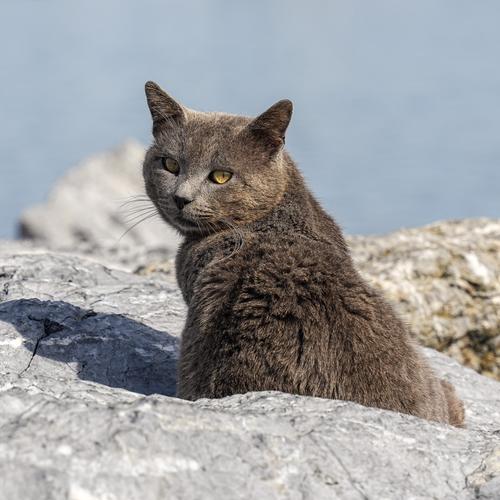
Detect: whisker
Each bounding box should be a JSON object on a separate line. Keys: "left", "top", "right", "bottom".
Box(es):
{"left": 206, "top": 217, "right": 245, "bottom": 263}
{"left": 119, "top": 201, "right": 154, "bottom": 211}
{"left": 117, "top": 194, "right": 150, "bottom": 201}
{"left": 117, "top": 195, "right": 151, "bottom": 208}
{"left": 121, "top": 205, "right": 157, "bottom": 217}
{"left": 118, "top": 211, "right": 160, "bottom": 242}
{"left": 120, "top": 199, "right": 154, "bottom": 206}
{"left": 122, "top": 209, "right": 158, "bottom": 224}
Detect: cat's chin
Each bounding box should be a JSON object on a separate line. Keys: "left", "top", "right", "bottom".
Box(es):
{"left": 159, "top": 209, "right": 215, "bottom": 236}
{"left": 170, "top": 214, "right": 211, "bottom": 236}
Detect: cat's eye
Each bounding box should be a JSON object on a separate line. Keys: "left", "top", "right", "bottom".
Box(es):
{"left": 209, "top": 170, "right": 232, "bottom": 185}
{"left": 161, "top": 157, "right": 180, "bottom": 175}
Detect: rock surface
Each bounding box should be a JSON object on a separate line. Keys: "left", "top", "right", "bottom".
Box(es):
{"left": 18, "top": 140, "right": 180, "bottom": 251}
{"left": 1, "top": 244, "right": 499, "bottom": 499}
{"left": 350, "top": 218, "right": 500, "bottom": 380}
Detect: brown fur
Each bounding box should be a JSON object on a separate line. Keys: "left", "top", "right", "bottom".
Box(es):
{"left": 142, "top": 81, "right": 464, "bottom": 426}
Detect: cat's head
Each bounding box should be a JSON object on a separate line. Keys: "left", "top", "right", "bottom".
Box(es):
{"left": 142, "top": 81, "right": 293, "bottom": 236}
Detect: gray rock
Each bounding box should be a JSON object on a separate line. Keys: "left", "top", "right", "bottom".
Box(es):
{"left": 18, "top": 140, "right": 181, "bottom": 252}
{"left": 1, "top": 243, "right": 499, "bottom": 499}
{"left": 0, "top": 237, "right": 178, "bottom": 281}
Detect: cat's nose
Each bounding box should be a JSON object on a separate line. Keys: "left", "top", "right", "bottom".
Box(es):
{"left": 173, "top": 195, "right": 192, "bottom": 210}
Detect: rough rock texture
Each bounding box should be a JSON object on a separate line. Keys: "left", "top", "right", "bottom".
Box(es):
{"left": 1, "top": 244, "right": 499, "bottom": 499}
{"left": 18, "top": 140, "right": 180, "bottom": 251}
{"left": 0, "top": 238, "right": 177, "bottom": 282}
{"left": 349, "top": 218, "right": 500, "bottom": 380}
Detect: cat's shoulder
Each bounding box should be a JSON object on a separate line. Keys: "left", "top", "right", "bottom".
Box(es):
{"left": 202, "top": 230, "right": 343, "bottom": 292}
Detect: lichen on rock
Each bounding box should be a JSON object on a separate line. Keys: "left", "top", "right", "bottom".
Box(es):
{"left": 349, "top": 218, "right": 500, "bottom": 380}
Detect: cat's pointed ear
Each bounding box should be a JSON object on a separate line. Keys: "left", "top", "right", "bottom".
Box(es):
{"left": 248, "top": 99, "right": 293, "bottom": 150}
{"left": 145, "top": 81, "right": 186, "bottom": 135}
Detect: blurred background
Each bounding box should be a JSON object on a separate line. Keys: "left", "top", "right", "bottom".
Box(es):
{"left": 1, "top": 0, "right": 499, "bottom": 238}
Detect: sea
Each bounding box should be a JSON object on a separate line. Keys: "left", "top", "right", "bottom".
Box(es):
{"left": 1, "top": 0, "right": 499, "bottom": 238}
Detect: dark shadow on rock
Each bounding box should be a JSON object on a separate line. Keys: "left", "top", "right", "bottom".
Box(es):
{"left": 0, "top": 299, "right": 178, "bottom": 396}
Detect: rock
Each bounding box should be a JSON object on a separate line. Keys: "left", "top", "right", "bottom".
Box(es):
{"left": 0, "top": 247, "right": 185, "bottom": 396}
{"left": 0, "top": 238, "right": 178, "bottom": 282}
{"left": 349, "top": 218, "right": 500, "bottom": 380}
{"left": 1, "top": 243, "right": 499, "bottom": 499}
{"left": 17, "top": 142, "right": 499, "bottom": 379}
{"left": 18, "top": 140, "right": 181, "bottom": 252}
{"left": 122, "top": 217, "right": 500, "bottom": 382}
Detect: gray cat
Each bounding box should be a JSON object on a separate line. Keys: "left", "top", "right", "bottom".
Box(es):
{"left": 142, "top": 81, "right": 464, "bottom": 426}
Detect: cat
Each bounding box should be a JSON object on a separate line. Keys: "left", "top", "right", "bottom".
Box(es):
{"left": 142, "top": 81, "right": 464, "bottom": 427}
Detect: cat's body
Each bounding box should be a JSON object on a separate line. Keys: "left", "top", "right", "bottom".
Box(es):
{"left": 143, "top": 81, "right": 464, "bottom": 426}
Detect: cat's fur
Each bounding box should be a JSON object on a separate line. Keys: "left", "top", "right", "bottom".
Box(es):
{"left": 143, "top": 81, "right": 464, "bottom": 426}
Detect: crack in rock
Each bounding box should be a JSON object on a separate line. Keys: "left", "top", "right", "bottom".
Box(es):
{"left": 466, "top": 447, "right": 500, "bottom": 492}
{"left": 19, "top": 317, "right": 66, "bottom": 375}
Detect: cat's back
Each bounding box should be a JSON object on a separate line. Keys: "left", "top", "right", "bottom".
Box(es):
{"left": 177, "top": 226, "right": 349, "bottom": 397}
{"left": 180, "top": 219, "right": 357, "bottom": 329}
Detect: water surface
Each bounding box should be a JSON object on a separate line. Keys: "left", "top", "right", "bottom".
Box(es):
{"left": 1, "top": 0, "right": 499, "bottom": 238}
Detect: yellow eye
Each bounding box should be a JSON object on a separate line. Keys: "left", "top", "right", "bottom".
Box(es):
{"left": 161, "top": 158, "right": 180, "bottom": 175}
{"left": 209, "top": 170, "right": 232, "bottom": 184}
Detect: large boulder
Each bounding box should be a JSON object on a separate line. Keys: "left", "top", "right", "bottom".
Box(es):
{"left": 0, "top": 243, "right": 499, "bottom": 499}
{"left": 18, "top": 140, "right": 180, "bottom": 252}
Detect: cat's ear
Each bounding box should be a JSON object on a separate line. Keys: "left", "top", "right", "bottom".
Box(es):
{"left": 145, "top": 81, "right": 186, "bottom": 135}
{"left": 248, "top": 99, "right": 293, "bottom": 151}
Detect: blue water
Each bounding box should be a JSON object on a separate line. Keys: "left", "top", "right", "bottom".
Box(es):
{"left": 1, "top": 0, "right": 499, "bottom": 238}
